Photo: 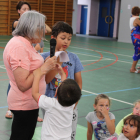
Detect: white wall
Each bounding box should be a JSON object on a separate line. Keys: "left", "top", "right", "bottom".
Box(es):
{"left": 118, "top": 0, "right": 140, "bottom": 43}
{"left": 89, "top": 0, "right": 99, "bottom": 35}
{"left": 73, "top": 0, "right": 140, "bottom": 43}
{"left": 113, "top": 0, "right": 120, "bottom": 38}
{"left": 76, "top": 5, "right": 81, "bottom": 34}
{"left": 77, "top": 0, "right": 91, "bottom": 34}
{"left": 72, "top": 0, "right": 78, "bottom": 34}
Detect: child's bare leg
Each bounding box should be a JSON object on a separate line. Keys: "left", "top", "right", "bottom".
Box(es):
{"left": 130, "top": 60, "right": 140, "bottom": 73}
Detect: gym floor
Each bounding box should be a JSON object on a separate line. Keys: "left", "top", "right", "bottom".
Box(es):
{"left": 0, "top": 35, "right": 139, "bottom": 140}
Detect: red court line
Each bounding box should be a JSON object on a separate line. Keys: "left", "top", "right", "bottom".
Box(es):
{"left": 83, "top": 49, "right": 103, "bottom": 67}
{"left": 0, "top": 41, "right": 118, "bottom": 74}
{"left": 77, "top": 46, "right": 118, "bottom": 73}
{"left": 0, "top": 46, "right": 4, "bottom": 49}
{"left": 82, "top": 53, "right": 118, "bottom": 73}
{"left": 0, "top": 72, "right": 7, "bottom": 76}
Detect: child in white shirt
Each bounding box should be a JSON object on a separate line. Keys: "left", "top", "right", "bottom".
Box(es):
{"left": 32, "top": 63, "right": 82, "bottom": 140}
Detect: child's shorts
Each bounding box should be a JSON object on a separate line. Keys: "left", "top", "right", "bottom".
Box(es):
{"left": 133, "top": 45, "right": 140, "bottom": 61}
{"left": 131, "top": 27, "right": 140, "bottom": 61}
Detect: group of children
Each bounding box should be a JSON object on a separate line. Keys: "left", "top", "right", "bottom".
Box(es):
{"left": 30, "top": 19, "right": 140, "bottom": 140}
{"left": 86, "top": 94, "right": 140, "bottom": 140}
{"left": 32, "top": 21, "right": 83, "bottom": 140}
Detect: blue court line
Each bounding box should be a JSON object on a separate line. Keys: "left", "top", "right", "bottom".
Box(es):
{"left": 1, "top": 87, "right": 140, "bottom": 109}
{"left": 0, "top": 106, "right": 8, "bottom": 109}
{"left": 82, "top": 94, "right": 94, "bottom": 97}
{"left": 82, "top": 87, "right": 140, "bottom": 97}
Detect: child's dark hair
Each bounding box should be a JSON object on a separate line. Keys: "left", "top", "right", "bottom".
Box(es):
{"left": 131, "top": 6, "right": 140, "bottom": 16}
{"left": 16, "top": 1, "right": 31, "bottom": 12}
{"left": 124, "top": 115, "right": 140, "bottom": 137}
{"left": 52, "top": 21, "right": 73, "bottom": 38}
{"left": 57, "top": 79, "right": 82, "bottom": 106}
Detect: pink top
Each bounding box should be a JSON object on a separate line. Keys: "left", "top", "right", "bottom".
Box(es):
{"left": 3, "top": 36, "right": 46, "bottom": 110}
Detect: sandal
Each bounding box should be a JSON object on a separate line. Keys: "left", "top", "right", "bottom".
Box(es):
{"left": 130, "top": 69, "right": 140, "bottom": 73}
{"left": 135, "top": 69, "right": 140, "bottom": 73}
{"left": 5, "top": 110, "right": 13, "bottom": 119}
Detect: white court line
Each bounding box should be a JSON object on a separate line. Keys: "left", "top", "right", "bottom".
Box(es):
{"left": 0, "top": 64, "right": 133, "bottom": 105}
{"left": 71, "top": 52, "right": 103, "bottom": 58}
{"left": 45, "top": 48, "right": 104, "bottom": 59}
{"left": 44, "top": 48, "right": 133, "bottom": 64}
{"left": 37, "top": 46, "right": 135, "bottom": 65}
{"left": 80, "top": 59, "right": 112, "bottom": 62}
{"left": 1, "top": 41, "right": 132, "bottom": 57}
{"left": 115, "top": 60, "right": 132, "bottom": 64}
{"left": 70, "top": 46, "right": 132, "bottom": 58}
{"left": 72, "top": 52, "right": 133, "bottom": 64}
{"left": 82, "top": 89, "right": 133, "bottom": 105}
{"left": 0, "top": 66, "right": 6, "bottom": 69}
{"left": 44, "top": 42, "right": 132, "bottom": 57}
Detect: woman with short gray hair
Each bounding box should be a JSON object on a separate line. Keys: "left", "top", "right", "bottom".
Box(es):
{"left": 12, "top": 10, "right": 46, "bottom": 41}
{"left": 3, "top": 10, "right": 56, "bottom": 140}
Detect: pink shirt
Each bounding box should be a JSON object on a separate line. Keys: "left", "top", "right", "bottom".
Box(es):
{"left": 3, "top": 36, "right": 46, "bottom": 110}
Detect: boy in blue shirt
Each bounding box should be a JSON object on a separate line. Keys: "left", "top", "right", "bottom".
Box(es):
{"left": 41, "top": 21, "right": 84, "bottom": 140}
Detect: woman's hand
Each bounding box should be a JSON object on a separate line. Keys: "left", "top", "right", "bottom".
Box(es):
{"left": 41, "top": 56, "right": 57, "bottom": 75}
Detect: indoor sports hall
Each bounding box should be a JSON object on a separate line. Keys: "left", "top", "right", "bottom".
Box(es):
{"left": 0, "top": 0, "right": 140, "bottom": 140}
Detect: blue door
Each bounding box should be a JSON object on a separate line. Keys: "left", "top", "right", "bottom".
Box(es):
{"left": 80, "top": 5, "right": 88, "bottom": 34}
{"left": 97, "top": 0, "right": 116, "bottom": 37}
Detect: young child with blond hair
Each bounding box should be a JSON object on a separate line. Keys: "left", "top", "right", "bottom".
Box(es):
{"left": 86, "top": 94, "right": 118, "bottom": 140}
{"left": 116, "top": 100, "right": 140, "bottom": 135}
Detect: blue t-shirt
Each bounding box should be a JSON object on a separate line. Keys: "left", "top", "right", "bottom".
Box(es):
{"left": 41, "top": 51, "right": 84, "bottom": 97}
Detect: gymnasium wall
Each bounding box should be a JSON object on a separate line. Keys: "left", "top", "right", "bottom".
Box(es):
{"left": 0, "top": 0, "right": 9, "bottom": 35}
{"left": 113, "top": 0, "right": 120, "bottom": 38}
{"left": 76, "top": 5, "right": 81, "bottom": 34}
{"left": 0, "top": 0, "right": 73, "bottom": 35}
{"left": 89, "top": 0, "right": 99, "bottom": 35}
{"left": 77, "top": 0, "right": 91, "bottom": 35}
{"left": 72, "top": 0, "right": 78, "bottom": 34}
{"left": 118, "top": 0, "right": 140, "bottom": 43}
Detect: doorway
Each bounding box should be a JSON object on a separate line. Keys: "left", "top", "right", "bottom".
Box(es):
{"left": 97, "top": 0, "right": 116, "bottom": 37}
{"left": 80, "top": 5, "right": 88, "bottom": 34}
